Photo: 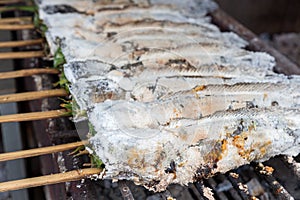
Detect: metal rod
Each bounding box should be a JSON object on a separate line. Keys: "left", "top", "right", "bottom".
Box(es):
{"left": 0, "top": 24, "right": 34, "bottom": 30}
{"left": 118, "top": 181, "right": 135, "bottom": 200}
{"left": 0, "top": 39, "right": 43, "bottom": 48}
{"left": 210, "top": 9, "right": 300, "bottom": 75}
{"left": 284, "top": 156, "right": 300, "bottom": 179}
{"left": 0, "top": 89, "right": 68, "bottom": 103}
{"left": 0, "top": 51, "right": 44, "bottom": 59}
{"left": 0, "top": 168, "right": 102, "bottom": 192}
{"left": 255, "top": 166, "right": 294, "bottom": 200}
{"left": 0, "top": 17, "right": 31, "bottom": 24}
{"left": 0, "top": 68, "right": 59, "bottom": 79}
{"left": 0, "top": 141, "right": 87, "bottom": 162}
{"left": 0, "top": 109, "right": 70, "bottom": 123}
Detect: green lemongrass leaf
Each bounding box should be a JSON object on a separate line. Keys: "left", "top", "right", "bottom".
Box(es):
{"left": 0, "top": 5, "right": 38, "bottom": 13}
{"left": 53, "top": 70, "right": 70, "bottom": 93}
{"left": 60, "top": 102, "right": 72, "bottom": 111}
{"left": 53, "top": 47, "right": 66, "bottom": 69}
{"left": 90, "top": 154, "right": 105, "bottom": 169}
{"left": 88, "top": 122, "right": 97, "bottom": 137}
{"left": 40, "top": 23, "right": 48, "bottom": 32}
{"left": 33, "top": 13, "right": 40, "bottom": 27}
{"left": 68, "top": 145, "right": 85, "bottom": 156}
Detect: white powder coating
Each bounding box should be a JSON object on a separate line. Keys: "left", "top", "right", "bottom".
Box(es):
{"left": 38, "top": 0, "right": 300, "bottom": 191}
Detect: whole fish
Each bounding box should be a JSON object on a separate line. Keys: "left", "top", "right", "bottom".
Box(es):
{"left": 89, "top": 107, "right": 300, "bottom": 191}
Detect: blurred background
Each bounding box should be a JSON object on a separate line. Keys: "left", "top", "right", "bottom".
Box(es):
{"left": 215, "top": 0, "right": 300, "bottom": 66}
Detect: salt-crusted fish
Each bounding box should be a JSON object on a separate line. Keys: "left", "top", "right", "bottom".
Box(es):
{"left": 37, "top": 0, "right": 300, "bottom": 192}
{"left": 64, "top": 59, "right": 276, "bottom": 84}
{"left": 89, "top": 107, "right": 300, "bottom": 191}
{"left": 69, "top": 78, "right": 299, "bottom": 112}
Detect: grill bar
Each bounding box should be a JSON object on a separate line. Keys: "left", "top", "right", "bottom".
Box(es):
{"left": 0, "top": 168, "right": 102, "bottom": 193}
{"left": 257, "top": 169, "right": 294, "bottom": 200}
{"left": 0, "top": 109, "right": 70, "bottom": 123}
{"left": 0, "top": 89, "right": 67, "bottom": 103}
{"left": 285, "top": 156, "right": 300, "bottom": 178}
{"left": 210, "top": 9, "right": 300, "bottom": 75}
{"left": 0, "top": 39, "right": 43, "bottom": 48}
{"left": 0, "top": 141, "right": 86, "bottom": 162}
{"left": 227, "top": 173, "right": 250, "bottom": 200}
{"left": 0, "top": 68, "right": 59, "bottom": 79}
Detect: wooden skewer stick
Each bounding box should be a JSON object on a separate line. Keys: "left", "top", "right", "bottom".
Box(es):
{"left": 0, "top": 109, "right": 70, "bottom": 123}
{"left": 0, "top": 24, "right": 34, "bottom": 30}
{"left": 0, "top": 168, "right": 102, "bottom": 192}
{"left": 0, "top": 141, "right": 88, "bottom": 162}
{"left": 0, "top": 17, "right": 31, "bottom": 24}
{"left": 0, "top": 39, "right": 43, "bottom": 48}
{"left": 0, "top": 7, "right": 15, "bottom": 13}
{"left": 0, "top": 51, "right": 44, "bottom": 59}
{"left": 0, "top": 0, "right": 24, "bottom": 5}
{"left": 0, "top": 89, "right": 68, "bottom": 103}
{"left": 0, "top": 68, "right": 59, "bottom": 79}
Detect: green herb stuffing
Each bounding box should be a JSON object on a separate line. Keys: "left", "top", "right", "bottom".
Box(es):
{"left": 53, "top": 47, "right": 66, "bottom": 69}
{"left": 29, "top": 5, "right": 105, "bottom": 169}
{"left": 90, "top": 153, "right": 105, "bottom": 168}
{"left": 88, "top": 122, "right": 97, "bottom": 137}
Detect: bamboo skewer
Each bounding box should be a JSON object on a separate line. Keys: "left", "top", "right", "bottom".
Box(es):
{"left": 0, "top": 51, "right": 44, "bottom": 59}
{"left": 0, "top": 68, "right": 59, "bottom": 79}
{"left": 0, "top": 39, "right": 43, "bottom": 48}
{"left": 0, "top": 7, "right": 17, "bottom": 13}
{"left": 0, "top": 109, "right": 70, "bottom": 123}
{"left": 0, "top": 6, "right": 101, "bottom": 195}
{"left": 0, "top": 168, "right": 102, "bottom": 192}
{"left": 0, "top": 17, "right": 31, "bottom": 24}
{"left": 0, "top": 89, "right": 68, "bottom": 103}
{"left": 0, "top": 141, "right": 87, "bottom": 162}
{"left": 0, "top": 0, "right": 24, "bottom": 5}
{"left": 0, "top": 24, "right": 34, "bottom": 30}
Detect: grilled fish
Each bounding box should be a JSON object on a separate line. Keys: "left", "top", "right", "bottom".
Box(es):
{"left": 38, "top": 0, "right": 300, "bottom": 192}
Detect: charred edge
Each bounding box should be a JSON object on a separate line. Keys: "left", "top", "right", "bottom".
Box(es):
{"left": 106, "top": 32, "right": 118, "bottom": 38}
{"left": 43, "top": 5, "right": 85, "bottom": 15}
{"left": 203, "top": 139, "right": 228, "bottom": 168}
{"left": 92, "top": 83, "right": 119, "bottom": 102}
{"left": 193, "top": 164, "right": 216, "bottom": 181}
{"left": 232, "top": 119, "right": 245, "bottom": 136}
{"left": 144, "top": 180, "right": 161, "bottom": 191}
{"left": 121, "top": 61, "right": 144, "bottom": 77}
{"left": 271, "top": 101, "right": 279, "bottom": 106}
{"left": 166, "top": 59, "right": 197, "bottom": 71}
{"left": 165, "top": 160, "right": 176, "bottom": 174}
{"left": 132, "top": 47, "right": 150, "bottom": 61}
{"left": 97, "top": 5, "right": 131, "bottom": 12}
{"left": 246, "top": 101, "right": 258, "bottom": 109}
{"left": 121, "top": 61, "right": 144, "bottom": 70}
